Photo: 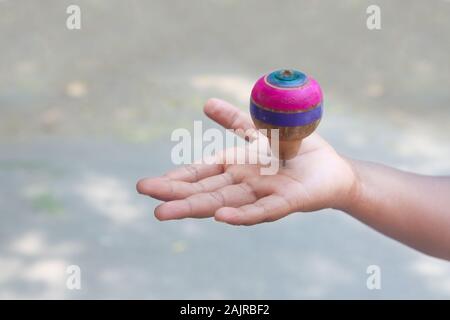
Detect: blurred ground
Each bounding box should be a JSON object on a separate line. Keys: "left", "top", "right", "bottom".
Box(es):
{"left": 0, "top": 0, "right": 450, "bottom": 299}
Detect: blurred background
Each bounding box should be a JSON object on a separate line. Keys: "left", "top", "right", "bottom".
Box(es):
{"left": 1, "top": 0, "right": 450, "bottom": 299}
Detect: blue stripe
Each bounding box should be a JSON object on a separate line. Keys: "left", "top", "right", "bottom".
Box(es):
{"left": 250, "top": 102, "right": 323, "bottom": 127}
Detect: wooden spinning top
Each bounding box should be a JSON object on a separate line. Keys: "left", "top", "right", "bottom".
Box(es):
{"left": 250, "top": 69, "right": 323, "bottom": 160}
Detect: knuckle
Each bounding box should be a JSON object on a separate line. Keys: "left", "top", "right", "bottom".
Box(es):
{"left": 221, "top": 172, "right": 234, "bottom": 185}
{"left": 229, "top": 110, "right": 241, "bottom": 128}
{"left": 209, "top": 191, "right": 225, "bottom": 205}
{"left": 184, "top": 165, "right": 199, "bottom": 180}
{"left": 193, "top": 181, "right": 206, "bottom": 193}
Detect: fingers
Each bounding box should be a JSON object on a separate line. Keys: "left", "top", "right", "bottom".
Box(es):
{"left": 137, "top": 163, "right": 223, "bottom": 197}
{"left": 155, "top": 182, "right": 258, "bottom": 220}
{"left": 204, "top": 98, "right": 255, "bottom": 133}
{"left": 137, "top": 170, "right": 237, "bottom": 201}
{"left": 136, "top": 177, "right": 195, "bottom": 201}
{"left": 215, "top": 194, "right": 294, "bottom": 226}
{"left": 164, "top": 163, "right": 224, "bottom": 182}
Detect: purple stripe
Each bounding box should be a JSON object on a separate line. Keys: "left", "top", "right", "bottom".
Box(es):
{"left": 250, "top": 102, "right": 323, "bottom": 127}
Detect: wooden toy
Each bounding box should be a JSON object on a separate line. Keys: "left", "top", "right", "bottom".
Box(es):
{"left": 250, "top": 69, "right": 323, "bottom": 161}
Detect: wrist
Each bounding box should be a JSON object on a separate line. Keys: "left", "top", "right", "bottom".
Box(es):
{"left": 332, "top": 157, "right": 364, "bottom": 213}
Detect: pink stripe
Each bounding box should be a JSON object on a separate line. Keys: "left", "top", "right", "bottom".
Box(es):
{"left": 250, "top": 75, "right": 323, "bottom": 111}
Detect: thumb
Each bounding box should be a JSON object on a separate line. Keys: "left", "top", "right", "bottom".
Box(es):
{"left": 203, "top": 98, "right": 256, "bottom": 131}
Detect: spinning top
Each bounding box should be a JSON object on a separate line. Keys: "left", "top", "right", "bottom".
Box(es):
{"left": 250, "top": 69, "right": 323, "bottom": 161}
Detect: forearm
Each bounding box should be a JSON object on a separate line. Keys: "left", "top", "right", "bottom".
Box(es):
{"left": 342, "top": 159, "right": 450, "bottom": 260}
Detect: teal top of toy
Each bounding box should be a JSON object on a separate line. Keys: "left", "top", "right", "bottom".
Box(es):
{"left": 266, "top": 69, "right": 307, "bottom": 88}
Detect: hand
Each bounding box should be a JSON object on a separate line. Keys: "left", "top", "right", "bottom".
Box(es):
{"left": 137, "top": 98, "right": 358, "bottom": 225}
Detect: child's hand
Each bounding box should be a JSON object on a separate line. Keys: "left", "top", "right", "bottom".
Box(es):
{"left": 137, "top": 98, "right": 358, "bottom": 225}
{"left": 137, "top": 98, "right": 450, "bottom": 259}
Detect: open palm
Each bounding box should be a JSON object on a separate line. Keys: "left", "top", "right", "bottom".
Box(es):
{"left": 137, "top": 98, "right": 357, "bottom": 225}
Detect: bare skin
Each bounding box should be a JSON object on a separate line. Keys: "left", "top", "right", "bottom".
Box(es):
{"left": 137, "top": 98, "right": 450, "bottom": 261}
